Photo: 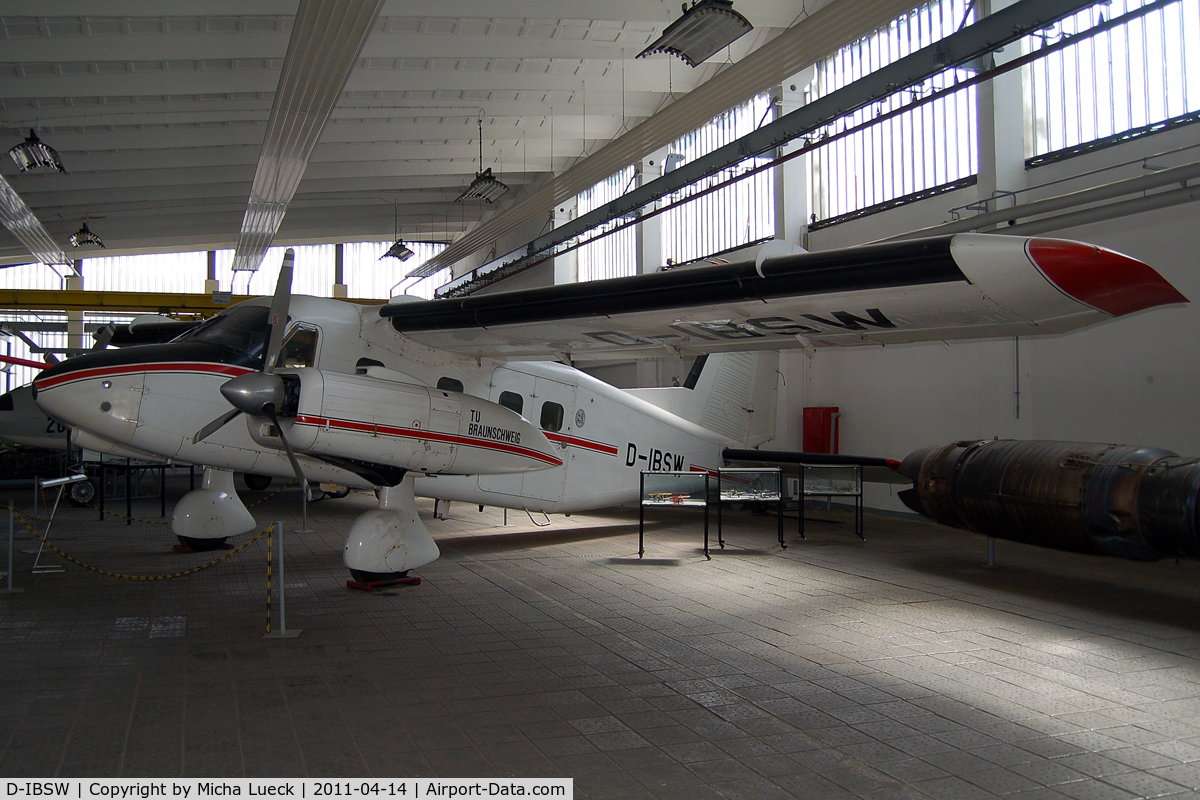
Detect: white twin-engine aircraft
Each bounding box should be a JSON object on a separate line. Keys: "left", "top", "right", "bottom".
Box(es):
{"left": 31, "top": 234, "right": 1186, "bottom": 583}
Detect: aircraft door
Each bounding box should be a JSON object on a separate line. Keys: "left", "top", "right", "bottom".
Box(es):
{"left": 520, "top": 375, "right": 575, "bottom": 502}
{"left": 477, "top": 368, "right": 575, "bottom": 504}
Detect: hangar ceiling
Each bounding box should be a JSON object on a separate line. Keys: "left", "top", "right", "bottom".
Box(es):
{"left": 0, "top": 0, "right": 892, "bottom": 272}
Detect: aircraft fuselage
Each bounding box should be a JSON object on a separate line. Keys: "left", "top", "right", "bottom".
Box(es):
{"left": 33, "top": 294, "right": 732, "bottom": 514}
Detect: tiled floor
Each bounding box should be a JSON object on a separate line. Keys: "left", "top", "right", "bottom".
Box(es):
{"left": 2, "top": 477, "right": 1200, "bottom": 799}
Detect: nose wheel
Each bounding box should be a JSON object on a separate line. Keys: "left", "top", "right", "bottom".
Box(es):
{"left": 346, "top": 569, "right": 421, "bottom": 591}
{"left": 175, "top": 535, "right": 230, "bottom": 552}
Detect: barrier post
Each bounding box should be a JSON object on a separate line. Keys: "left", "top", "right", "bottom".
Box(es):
{"left": 264, "top": 520, "right": 301, "bottom": 639}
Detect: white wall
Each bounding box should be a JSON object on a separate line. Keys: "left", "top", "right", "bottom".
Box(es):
{"left": 794, "top": 108, "right": 1200, "bottom": 513}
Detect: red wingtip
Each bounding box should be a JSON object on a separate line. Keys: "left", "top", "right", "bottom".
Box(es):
{"left": 885, "top": 458, "right": 902, "bottom": 471}
{"left": 1028, "top": 239, "right": 1188, "bottom": 316}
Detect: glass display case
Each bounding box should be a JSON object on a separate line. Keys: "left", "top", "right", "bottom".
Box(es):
{"left": 639, "top": 471, "right": 712, "bottom": 558}
{"left": 798, "top": 464, "right": 863, "bottom": 539}
{"left": 716, "top": 468, "right": 785, "bottom": 549}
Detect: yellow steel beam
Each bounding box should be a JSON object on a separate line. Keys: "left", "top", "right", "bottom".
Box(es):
{"left": 0, "top": 289, "right": 385, "bottom": 316}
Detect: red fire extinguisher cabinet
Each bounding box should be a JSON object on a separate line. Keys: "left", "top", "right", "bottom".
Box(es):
{"left": 803, "top": 406, "right": 840, "bottom": 454}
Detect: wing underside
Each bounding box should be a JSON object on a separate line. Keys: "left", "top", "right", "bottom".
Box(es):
{"left": 381, "top": 234, "right": 1184, "bottom": 361}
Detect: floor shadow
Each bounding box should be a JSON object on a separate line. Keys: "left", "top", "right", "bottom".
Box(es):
{"left": 710, "top": 548, "right": 775, "bottom": 557}
{"left": 437, "top": 523, "right": 638, "bottom": 554}
{"left": 905, "top": 550, "right": 1200, "bottom": 632}
{"left": 607, "top": 557, "right": 682, "bottom": 566}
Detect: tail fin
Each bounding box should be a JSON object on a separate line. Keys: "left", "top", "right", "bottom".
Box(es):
{"left": 628, "top": 352, "right": 779, "bottom": 447}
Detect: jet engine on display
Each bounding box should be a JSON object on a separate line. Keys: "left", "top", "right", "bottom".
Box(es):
{"left": 30, "top": 235, "right": 1189, "bottom": 583}
{"left": 898, "top": 439, "right": 1200, "bottom": 562}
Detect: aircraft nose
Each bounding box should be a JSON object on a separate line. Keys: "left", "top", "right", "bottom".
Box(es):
{"left": 33, "top": 352, "right": 146, "bottom": 446}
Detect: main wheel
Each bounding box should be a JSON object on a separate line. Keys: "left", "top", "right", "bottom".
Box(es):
{"left": 349, "top": 569, "right": 409, "bottom": 584}
{"left": 242, "top": 473, "right": 272, "bottom": 491}
{"left": 176, "top": 535, "right": 228, "bottom": 552}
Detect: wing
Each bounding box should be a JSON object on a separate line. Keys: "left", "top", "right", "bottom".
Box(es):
{"left": 381, "top": 234, "right": 1185, "bottom": 360}
{"left": 97, "top": 316, "right": 204, "bottom": 348}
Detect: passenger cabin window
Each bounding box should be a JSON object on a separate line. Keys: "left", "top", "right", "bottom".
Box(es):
{"left": 540, "top": 401, "right": 564, "bottom": 432}
{"left": 278, "top": 325, "right": 319, "bottom": 368}
{"left": 498, "top": 391, "right": 523, "bottom": 415}
{"left": 437, "top": 377, "right": 464, "bottom": 393}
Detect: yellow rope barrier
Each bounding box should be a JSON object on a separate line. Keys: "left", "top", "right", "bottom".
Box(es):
{"left": 8, "top": 501, "right": 273, "bottom": 581}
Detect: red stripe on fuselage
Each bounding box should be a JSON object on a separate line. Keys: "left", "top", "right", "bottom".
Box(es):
{"left": 34, "top": 361, "right": 252, "bottom": 391}
{"left": 543, "top": 431, "right": 619, "bottom": 456}
{"left": 293, "top": 414, "right": 564, "bottom": 467}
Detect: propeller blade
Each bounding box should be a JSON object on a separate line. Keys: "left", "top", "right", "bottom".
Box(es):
{"left": 262, "top": 248, "right": 294, "bottom": 374}
{"left": 268, "top": 407, "right": 310, "bottom": 531}
{"left": 267, "top": 408, "right": 307, "bottom": 487}
{"left": 192, "top": 408, "right": 242, "bottom": 444}
{"left": 268, "top": 407, "right": 312, "bottom": 532}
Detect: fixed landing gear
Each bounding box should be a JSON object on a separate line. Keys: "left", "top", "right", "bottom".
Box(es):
{"left": 172, "top": 468, "right": 255, "bottom": 548}
{"left": 343, "top": 476, "right": 439, "bottom": 584}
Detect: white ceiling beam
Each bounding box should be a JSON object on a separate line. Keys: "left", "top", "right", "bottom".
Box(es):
{"left": 0, "top": 72, "right": 283, "bottom": 99}
{"left": 10, "top": 2, "right": 299, "bottom": 15}
{"left": 3, "top": 29, "right": 649, "bottom": 64}
{"left": 0, "top": 32, "right": 289, "bottom": 63}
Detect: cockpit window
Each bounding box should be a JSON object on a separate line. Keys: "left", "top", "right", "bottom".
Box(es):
{"left": 175, "top": 305, "right": 272, "bottom": 360}
{"left": 279, "top": 324, "right": 319, "bottom": 369}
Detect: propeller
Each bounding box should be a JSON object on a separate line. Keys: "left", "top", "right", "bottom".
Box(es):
{"left": 192, "top": 249, "right": 294, "bottom": 445}
{"left": 191, "top": 250, "right": 311, "bottom": 527}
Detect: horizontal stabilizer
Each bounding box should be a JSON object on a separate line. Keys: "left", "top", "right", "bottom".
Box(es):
{"left": 722, "top": 448, "right": 907, "bottom": 485}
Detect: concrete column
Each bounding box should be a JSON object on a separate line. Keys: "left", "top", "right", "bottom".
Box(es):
{"left": 204, "top": 250, "right": 219, "bottom": 294}
{"left": 66, "top": 267, "right": 84, "bottom": 356}
{"left": 332, "top": 243, "right": 348, "bottom": 298}
{"left": 553, "top": 205, "right": 577, "bottom": 285}
{"left": 773, "top": 69, "right": 815, "bottom": 248}
{"left": 636, "top": 146, "right": 670, "bottom": 274}
{"left": 976, "top": 0, "right": 1029, "bottom": 207}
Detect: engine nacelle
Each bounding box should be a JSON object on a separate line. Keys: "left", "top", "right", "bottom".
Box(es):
{"left": 899, "top": 439, "right": 1200, "bottom": 561}
{"left": 247, "top": 368, "right": 562, "bottom": 478}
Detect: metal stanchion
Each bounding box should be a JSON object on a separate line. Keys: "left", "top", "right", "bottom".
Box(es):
{"left": 1, "top": 505, "right": 24, "bottom": 595}
{"left": 31, "top": 474, "right": 87, "bottom": 574}
{"left": 264, "top": 519, "right": 301, "bottom": 639}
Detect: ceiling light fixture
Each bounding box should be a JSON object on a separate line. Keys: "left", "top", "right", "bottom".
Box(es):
{"left": 380, "top": 201, "right": 414, "bottom": 261}
{"left": 8, "top": 129, "right": 66, "bottom": 173}
{"left": 456, "top": 119, "right": 510, "bottom": 203}
{"left": 637, "top": 0, "right": 753, "bottom": 68}
{"left": 382, "top": 240, "right": 414, "bottom": 261}
{"left": 68, "top": 221, "right": 104, "bottom": 249}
